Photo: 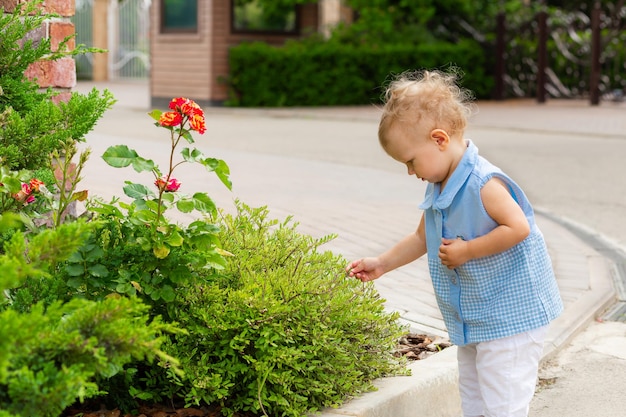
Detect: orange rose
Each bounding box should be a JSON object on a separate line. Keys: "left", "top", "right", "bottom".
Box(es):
{"left": 168, "top": 97, "right": 187, "bottom": 111}
{"left": 181, "top": 100, "right": 204, "bottom": 118}
{"left": 159, "top": 111, "right": 183, "bottom": 127}
{"left": 189, "top": 113, "right": 206, "bottom": 134}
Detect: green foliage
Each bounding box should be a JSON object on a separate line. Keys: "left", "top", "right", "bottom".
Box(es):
{"left": 0, "top": 297, "right": 177, "bottom": 417}
{"left": 51, "top": 211, "right": 225, "bottom": 316}
{"left": 0, "top": 217, "right": 177, "bottom": 416}
{"left": 0, "top": 219, "right": 91, "bottom": 294}
{"left": 163, "top": 202, "right": 407, "bottom": 417}
{"left": 336, "top": 0, "right": 463, "bottom": 45}
{"left": 227, "top": 39, "right": 493, "bottom": 106}
{"left": 0, "top": 0, "right": 115, "bottom": 171}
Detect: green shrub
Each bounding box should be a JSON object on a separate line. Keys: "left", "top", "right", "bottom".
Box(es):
{"left": 226, "top": 39, "right": 493, "bottom": 106}
{"left": 0, "top": 216, "right": 178, "bottom": 417}
{"left": 164, "top": 202, "right": 407, "bottom": 416}
{"left": 0, "top": 0, "right": 115, "bottom": 171}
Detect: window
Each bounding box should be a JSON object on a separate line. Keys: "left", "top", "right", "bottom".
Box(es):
{"left": 232, "top": 0, "right": 298, "bottom": 34}
{"left": 161, "top": 0, "right": 198, "bottom": 33}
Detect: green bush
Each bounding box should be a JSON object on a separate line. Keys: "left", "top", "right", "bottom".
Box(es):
{"left": 226, "top": 39, "right": 493, "bottom": 106}
{"left": 0, "top": 217, "right": 177, "bottom": 417}
{"left": 163, "top": 202, "right": 407, "bottom": 416}
{"left": 0, "top": 1, "right": 114, "bottom": 171}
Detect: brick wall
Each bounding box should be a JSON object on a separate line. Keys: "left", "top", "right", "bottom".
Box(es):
{"left": 2, "top": 0, "right": 77, "bottom": 102}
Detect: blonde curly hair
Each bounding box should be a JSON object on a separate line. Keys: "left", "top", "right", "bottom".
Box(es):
{"left": 378, "top": 69, "right": 476, "bottom": 147}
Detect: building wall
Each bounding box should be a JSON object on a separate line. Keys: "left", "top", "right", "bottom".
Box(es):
{"left": 150, "top": 0, "right": 213, "bottom": 108}
{"left": 2, "top": 0, "right": 77, "bottom": 103}
{"left": 151, "top": 0, "right": 319, "bottom": 107}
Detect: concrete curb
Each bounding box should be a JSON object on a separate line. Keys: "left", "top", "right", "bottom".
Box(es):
{"left": 317, "top": 347, "right": 461, "bottom": 417}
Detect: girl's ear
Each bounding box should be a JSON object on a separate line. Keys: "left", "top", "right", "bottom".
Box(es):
{"left": 430, "top": 129, "right": 450, "bottom": 149}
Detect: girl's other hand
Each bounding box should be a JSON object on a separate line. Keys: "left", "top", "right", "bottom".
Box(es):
{"left": 439, "top": 237, "right": 470, "bottom": 269}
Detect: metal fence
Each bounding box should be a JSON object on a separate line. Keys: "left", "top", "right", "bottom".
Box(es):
{"left": 493, "top": 2, "right": 626, "bottom": 104}
{"left": 72, "top": 0, "right": 151, "bottom": 80}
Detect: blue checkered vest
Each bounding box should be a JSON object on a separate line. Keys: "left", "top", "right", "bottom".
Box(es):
{"left": 419, "top": 140, "right": 563, "bottom": 346}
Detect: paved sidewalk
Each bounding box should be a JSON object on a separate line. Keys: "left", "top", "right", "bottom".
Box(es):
{"left": 74, "top": 81, "right": 624, "bottom": 417}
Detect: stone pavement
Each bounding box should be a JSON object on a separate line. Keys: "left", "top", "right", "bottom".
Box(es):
{"left": 74, "top": 80, "right": 625, "bottom": 417}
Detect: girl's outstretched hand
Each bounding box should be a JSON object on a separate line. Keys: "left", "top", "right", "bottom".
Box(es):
{"left": 346, "top": 257, "right": 384, "bottom": 282}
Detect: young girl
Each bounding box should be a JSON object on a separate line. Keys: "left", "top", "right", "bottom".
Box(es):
{"left": 346, "top": 70, "right": 563, "bottom": 417}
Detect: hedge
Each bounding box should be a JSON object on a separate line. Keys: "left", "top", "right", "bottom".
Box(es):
{"left": 226, "top": 39, "right": 494, "bottom": 107}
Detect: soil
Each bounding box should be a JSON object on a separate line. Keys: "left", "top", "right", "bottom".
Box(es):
{"left": 64, "top": 334, "right": 452, "bottom": 417}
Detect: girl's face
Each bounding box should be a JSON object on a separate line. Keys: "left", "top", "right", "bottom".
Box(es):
{"left": 382, "top": 120, "right": 456, "bottom": 186}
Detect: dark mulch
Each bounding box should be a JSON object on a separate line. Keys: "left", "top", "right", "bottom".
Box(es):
{"left": 395, "top": 333, "right": 452, "bottom": 361}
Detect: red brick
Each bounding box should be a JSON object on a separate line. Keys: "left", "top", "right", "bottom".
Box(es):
{"left": 0, "top": 0, "right": 20, "bottom": 13}
{"left": 50, "top": 21, "right": 75, "bottom": 51}
{"left": 24, "top": 61, "right": 47, "bottom": 85}
{"left": 42, "top": 0, "right": 75, "bottom": 17}
{"left": 17, "top": 25, "right": 47, "bottom": 48}
{"left": 24, "top": 57, "right": 76, "bottom": 88}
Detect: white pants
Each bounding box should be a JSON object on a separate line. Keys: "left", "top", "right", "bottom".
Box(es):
{"left": 457, "top": 325, "right": 549, "bottom": 417}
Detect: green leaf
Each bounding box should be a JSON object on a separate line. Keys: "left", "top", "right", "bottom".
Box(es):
{"left": 161, "top": 192, "right": 175, "bottom": 203}
{"left": 116, "top": 282, "right": 137, "bottom": 296}
{"left": 0, "top": 177, "right": 22, "bottom": 193}
{"left": 201, "top": 158, "right": 232, "bottom": 190}
{"left": 65, "top": 264, "right": 85, "bottom": 277}
{"left": 165, "top": 230, "right": 184, "bottom": 247}
{"left": 148, "top": 109, "right": 163, "bottom": 122}
{"left": 176, "top": 199, "right": 194, "bottom": 213}
{"left": 134, "top": 209, "right": 157, "bottom": 223}
{"left": 214, "top": 159, "right": 232, "bottom": 190}
{"left": 201, "top": 157, "right": 219, "bottom": 171}
{"left": 182, "top": 129, "right": 195, "bottom": 144}
{"left": 84, "top": 246, "right": 104, "bottom": 262}
{"left": 136, "top": 237, "right": 152, "bottom": 251}
{"left": 161, "top": 285, "right": 176, "bottom": 302}
{"left": 181, "top": 147, "right": 203, "bottom": 163}
{"left": 123, "top": 182, "right": 152, "bottom": 199}
{"left": 67, "top": 251, "right": 85, "bottom": 263}
{"left": 131, "top": 156, "right": 157, "bottom": 173}
{"left": 102, "top": 145, "right": 139, "bottom": 168}
{"left": 0, "top": 213, "right": 23, "bottom": 231}
{"left": 192, "top": 193, "right": 217, "bottom": 217}
{"left": 87, "top": 264, "right": 109, "bottom": 278}
{"left": 67, "top": 277, "right": 82, "bottom": 288}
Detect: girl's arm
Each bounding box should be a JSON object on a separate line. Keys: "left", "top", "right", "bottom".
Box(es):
{"left": 347, "top": 213, "right": 428, "bottom": 282}
{"left": 438, "top": 178, "right": 530, "bottom": 269}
